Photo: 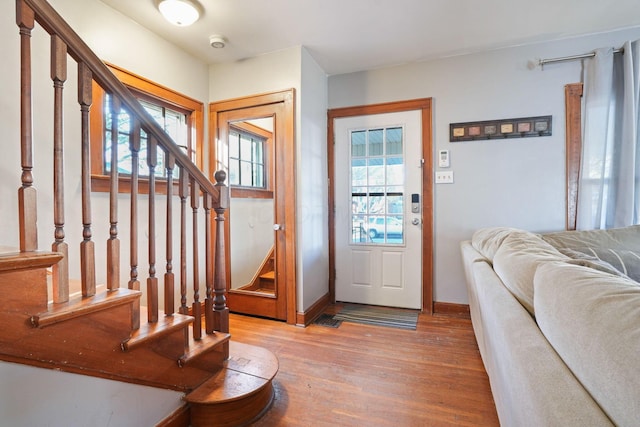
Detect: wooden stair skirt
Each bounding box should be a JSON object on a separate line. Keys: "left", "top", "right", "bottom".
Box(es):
{"left": 185, "top": 341, "right": 279, "bottom": 427}
{"left": 0, "top": 248, "right": 278, "bottom": 426}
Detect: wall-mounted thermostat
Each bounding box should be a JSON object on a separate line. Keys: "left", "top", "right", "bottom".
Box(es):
{"left": 438, "top": 150, "right": 450, "bottom": 168}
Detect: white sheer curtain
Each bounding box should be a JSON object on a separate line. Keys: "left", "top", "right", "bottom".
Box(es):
{"left": 577, "top": 40, "right": 640, "bottom": 230}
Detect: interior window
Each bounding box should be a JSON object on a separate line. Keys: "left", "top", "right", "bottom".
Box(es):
{"left": 104, "top": 95, "right": 187, "bottom": 179}
{"left": 90, "top": 64, "right": 204, "bottom": 193}
{"left": 227, "top": 127, "right": 266, "bottom": 188}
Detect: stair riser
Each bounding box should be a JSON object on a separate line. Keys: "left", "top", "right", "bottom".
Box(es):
{"left": 190, "top": 382, "right": 274, "bottom": 427}
{"left": 1, "top": 268, "right": 49, "bottom": 313}
{"left": 0, "top": 301, "right": 224, "bottom": 391}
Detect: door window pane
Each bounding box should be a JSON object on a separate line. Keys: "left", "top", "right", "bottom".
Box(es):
{"left": 349, "top": 126, "right": 406, "bottom": 245}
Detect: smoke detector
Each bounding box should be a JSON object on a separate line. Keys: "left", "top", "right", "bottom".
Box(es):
{"left": 209, "top": 35, "right": 226, "bottom": 49}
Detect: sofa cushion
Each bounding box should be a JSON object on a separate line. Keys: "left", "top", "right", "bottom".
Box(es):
{"left": 541, "top": 224, "right": 640, "bottom": 252}
{"left": 492, "top": 232, "right": 568, "bottom": 316}
{"left": 534, "top": 262, "right": 640, "bottom": 427}
{"left": 471, "top": 227, "right": 538, "bottom": 262}
{"left": 558, "top": 247, "right": 640, "bottom": 282}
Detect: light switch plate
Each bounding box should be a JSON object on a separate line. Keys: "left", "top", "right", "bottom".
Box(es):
{"left": 435, "top": 171, "right": 454, "bottom": 184}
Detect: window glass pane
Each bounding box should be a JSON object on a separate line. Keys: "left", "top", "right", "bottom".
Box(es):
{"left": 368, "top": 194, "right": 385, "bottom": 215}
{"left": 141, "top": 100, "right": 163, "bottom": 125}
{"left": 252, "top": 139, "right": 263, "bottom": 164}
{"left": 351, "top": 194, "right": 367, "bottom": 215}
{"left": 228, "top": 132, "right": 240, "bottom": 159}
{"left": 351, "top": 130, "right": 366, "bottom": 157}
{"left": 384, "top": 216, "right": 404, "bottom": 243}
{"left": 118, "top": 110, "right": 131, "bottom": 134}
{"left": 351, "top": 158, "right": 367, "bottom": 187}
{"left": 240, "top": 134, "right": 252, "bottom": 160}
{"left": 368, "top": 129, "right": 383, "bottom": 156}
{"left": 254, "top": 163, "right": 264, "bottom": 187}
{"left": 367, "top": 158, "right": 385, "bottom": 186}
{"left": 240, "top": 161, "right": 252, "bottom": 187}
{"left": 229, "top": 159, "right": 239, "bottom": 186}
{"left": 386, "top": 156, "right": 404, "bottom": 186}
{"left": 387, "top": 194, "right": 403, "bottom": 214}
{"left": 386, "top": 127, "right": 403, "bottom": 155}
{"left": 164, "top": 108, "right": 186, "bottom": 147}
{"left": 104, "top": 129, "right": 113, "bottom": 172}
{"left": 138, "top": 138, "right": 150, "bottom": 176}
{"left": 351, "top": 214, "right": 367, "bottom": 243}
{"left": 117, "top": 133, "right": 133, "bottom": 174}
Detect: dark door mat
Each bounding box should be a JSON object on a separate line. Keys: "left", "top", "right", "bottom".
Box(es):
{"left": 313, "top": 313, "right": 343, "bottom": 328}
{"left": 333, "top": 304, "right": 419, "bottom": 330}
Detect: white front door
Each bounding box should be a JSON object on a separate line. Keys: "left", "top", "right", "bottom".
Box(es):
{"left": 334, "top": 111, "right": 422, "bottom": 309}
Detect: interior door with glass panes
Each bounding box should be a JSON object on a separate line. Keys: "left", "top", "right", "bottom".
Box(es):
{"left": 334, "top": 111, "right": 422, "bottom": 309}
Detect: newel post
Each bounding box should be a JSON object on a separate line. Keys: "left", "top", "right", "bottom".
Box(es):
{"left": 213, "top": 171, "right": 229, "bottom": 335}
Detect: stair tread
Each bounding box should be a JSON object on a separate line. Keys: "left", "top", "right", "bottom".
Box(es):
{"left": 122, "top": 312, "right": 195, "bottom": 351}
{"left": 32, "top": 288, "right": 141, "bottom": 328}
{"left": 178, "top": 331, "right": 231, "bottom": 367}
{"left": 184, "top": 341, "right": 278, "bottom": 404}
{"left": 259, "top": 271, "right": 275, "bottom": 280}
{"left": 0, "top": 248, "right": 63, "bottom": 273}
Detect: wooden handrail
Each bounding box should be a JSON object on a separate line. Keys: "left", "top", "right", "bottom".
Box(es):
{"left": 21, "top": 0, "right": 218, "bottom": 199}
{"left": 15, "top": 0, "right": 229, "bottom": 352}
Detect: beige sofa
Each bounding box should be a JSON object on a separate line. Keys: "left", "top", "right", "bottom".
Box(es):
{"left": 460, "top": 226, "right": 640, "bottom": 427}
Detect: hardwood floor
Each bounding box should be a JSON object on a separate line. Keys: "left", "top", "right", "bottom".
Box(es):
{"left": 227, "top": 306, "right": 499, "bottom": 427}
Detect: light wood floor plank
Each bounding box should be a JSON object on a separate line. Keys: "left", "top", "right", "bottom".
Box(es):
{"left": 228, "top": 306, "right": 499, "bottom": 426}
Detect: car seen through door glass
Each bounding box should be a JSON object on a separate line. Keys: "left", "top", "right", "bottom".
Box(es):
{"left": 353, "top": 215, "right": 404, "bottom": 244}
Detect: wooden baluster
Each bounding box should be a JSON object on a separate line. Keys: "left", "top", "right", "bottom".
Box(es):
{"left": 17, "top": 1, "right": 37, "bottom": 252}
{"left": 147, "top": 136, "right": 159, "bottom": 323}
{"left": 213, "top": 171, "right": 229, "bottom": 335}
{"left": 178, "top": 169, "right": 189, "bottom": 316}
{"left": 164, "top": 153, "right": 175, "bottom": 316}
{"left": 51, "top": 34, "right": 69, "bottom": 303}
{"left": 78, "top": 62, "right": 96, "bottom": 297}
{"left": 191, "top": 178, "right": 201, "bottom": 340}
{"left": 129, "top": 119, "right": 141, "bottom": 329}
{"left": 204, "top": 193, "right": 214, "bottom": 334}
{"left": 107, "top": 96, "right": 120, "bottom": 291}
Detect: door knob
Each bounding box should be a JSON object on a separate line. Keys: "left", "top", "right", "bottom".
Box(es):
{"left": 273, "top": 224, "right": 282, "bottom": 231}
{"left": 411, "top": 218, "right": 421, "bottom": 226}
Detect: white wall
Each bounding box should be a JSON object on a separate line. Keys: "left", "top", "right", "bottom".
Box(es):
{"left": 210, "top": 47, "right": 330, "bottom": 313}
{"left": 299, "top": 48, "right": 329, "bottom": 311}
{"left": 0, "top": 2, "right": 207, "bottom": 423}
{"left": 230, "top": 197, "right": 274, "bottom": 288}
{"left": 0, "top": 0, "right": 210, "bottom": 300}
{"left": 328, "top": 27, "right": 640, "bottom": 304}
{"left": 0, "top": 361, "right": 183, "bottom": 427}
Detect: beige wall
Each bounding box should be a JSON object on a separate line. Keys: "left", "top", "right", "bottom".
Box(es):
{"left": 328, "top": 26, "right": 640, "bottom": 304}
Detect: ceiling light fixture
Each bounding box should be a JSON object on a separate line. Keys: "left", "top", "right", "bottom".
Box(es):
{"left": 158, "top": 0, "right": 200, "bottom": 27}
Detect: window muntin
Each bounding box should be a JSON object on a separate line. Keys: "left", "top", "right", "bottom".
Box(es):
{"left": 104, "top": 95, "right": 188, "bottom": 179}
{"left": 227, "top": 127, "right": 266, "bottom": 189}
{"left": 89, "top": 64, "right": 204, "bottom": 194}
{"left": 351, "top": 126, "right": 405, "bottom": 244}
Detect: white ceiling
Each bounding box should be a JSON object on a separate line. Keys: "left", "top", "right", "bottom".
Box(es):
{"left": 99, "top": 0, "right": 640, "bottom": 76}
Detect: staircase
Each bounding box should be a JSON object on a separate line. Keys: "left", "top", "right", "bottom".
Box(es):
{"left": 238, "top": 246, "right": 276, "bottom": 295}
{"left": 1, "top": 1, "right": 278, "bottom": 425}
